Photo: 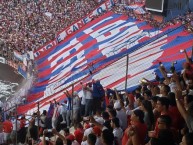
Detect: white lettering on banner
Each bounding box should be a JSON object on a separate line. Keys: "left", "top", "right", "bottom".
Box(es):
{"left": 0, "top": 57, "right": 5, "bottom": 64}
{"left": 33, "top": 0, "right": 113, "bottom": 58}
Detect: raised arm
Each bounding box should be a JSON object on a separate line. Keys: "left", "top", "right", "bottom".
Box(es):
{"left": 114, "top": 88, "right": 121, "bottom": 100}
{"left": 174, "top": 89, "right": 188, "bottom": 120}
{"left": 183, "top": 49, "right": 191, "bottom": 63}
{"left": 159, "top": 64, "right": 170, "bottom": 85}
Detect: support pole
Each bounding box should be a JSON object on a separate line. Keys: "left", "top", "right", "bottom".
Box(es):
{"left": 37, "top": 102, "right": 40, "bottom": 138}
{"left": 71, "top": 84, "right": 74, "bottom": 126}
{"left": 125, "top": 44, "right": 129, "bottom": 91}
{"left": 15, "top": 104, "right": 18, "bottom": 145}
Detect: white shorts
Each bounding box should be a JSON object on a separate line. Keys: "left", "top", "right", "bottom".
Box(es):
{"left": 3, "top": 132, "right": 10, "bottom": 142}
{"left": 0, "top": 132, "right": 4, "bottom": 144}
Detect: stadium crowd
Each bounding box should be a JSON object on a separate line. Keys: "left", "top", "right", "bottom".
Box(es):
{"left": 0, "top": 0, "right": 99, "bottom": 56}
{"left": 1, "top": 48, "right": 193, "bottom": 145}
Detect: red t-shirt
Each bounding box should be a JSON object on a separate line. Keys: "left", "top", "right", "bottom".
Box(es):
{"left": 154, "top": 112, "right": 171, "bottom": 137}
{"left": 169, "top": 106, "right": 184, "bottom": 130}
{"left": 19, "top": 119, "right": 26, "bottom": 128}
{"left": 122, "top": 122, "right": 147, "bottom": 145}
{"left": 3, "top": 120, "right": 13, "bottom": 133}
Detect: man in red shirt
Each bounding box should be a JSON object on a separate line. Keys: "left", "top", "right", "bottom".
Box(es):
{"left": 149, "top": 97, "right": 173, "bottom": 138}
{"left": 3, "top": 116, "right": 13, "bottom": 144}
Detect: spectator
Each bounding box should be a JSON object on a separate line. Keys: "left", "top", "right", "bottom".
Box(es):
{"left": 3, "top": 116, "right": 13, "bottom": 144}
{"left": 111, "top": 117, "right": 123, "bottom": 145}
{"left": 141, "top": 100, "right": 154, "bottom": 131}
{"left": 122, "top": 109, "right": 147, "bottom": 145}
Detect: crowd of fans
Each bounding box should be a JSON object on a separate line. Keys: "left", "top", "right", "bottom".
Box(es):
{"left": 1, "top": 48, "right": 193, "bottom": 145}
{"left": 0, "top": 0, "right": 100, "bottom": 57}
{"left": 112, "top": 4, "right": 193, "bottom": 31}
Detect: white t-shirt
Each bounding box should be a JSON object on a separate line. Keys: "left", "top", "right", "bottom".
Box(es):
{"left": 73, "top": 96, "right": 80, "bottom": 110}
{"left": 96, "top": 137, "right": 103, "bottom": 145}
{"left": 83, "top": 127, "right": 93, "bottom": 137}
{"left": 116, "top": 109, "right": 127, "bottom": 130}
{"left": 94, "top": 116, "right": 104, "bottom": 125}
{"left": 85, "top": 87, "right": 93, "bottom": 100}
{"left": 113, "top": 127, "right": 123, "bottom": 145}
{"left": 81, "top": 89, "right": 86, "bottom": 105}
{"left": 12, "top": 119, "right": 20, "bottom": 131}
{"left": 169, "top": 82, "right": 177, "bottom": 93}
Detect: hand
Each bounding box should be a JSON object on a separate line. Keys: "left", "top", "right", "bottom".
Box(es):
{"left": 128, "top": 125, "right": 136, "bottom": 137}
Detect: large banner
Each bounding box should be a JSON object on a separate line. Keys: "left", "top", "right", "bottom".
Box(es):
{"left": 33, "top": 0, "right": 114, "bottom": 59}
{"left": 0, "top": 57, "right": 5, "bottom": 64}
{"left": 16, "top": 9, "right": 193, "bottom": 115}
{"left": 26, "top": 11, "right": 185, "bottom": 105}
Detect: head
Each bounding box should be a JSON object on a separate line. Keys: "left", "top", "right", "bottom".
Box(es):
{"left": 43, "top": 110, "right": 47, "bottom": 116}
{"left": 102, "top": 111, "right": 110, "bottom": 120}
{"left": 180, "top": 133, "right": 193, "bottom": 145}
{"left": 151, "top": 96, "right": 159, "bottom": 109}
{"left": 108, "top": 109, "right": 117, "bottom": 119}
{"left": 167, "top": 92, "right": 176, "bottom": 106}
{"left": 136, "top": 97, "right": 144, "bottom": 107}
{"left": 63, "top": 128, "right": 70, "bottom": 136}
{"left": 87, "top": 133, "right": 97, "bottom": 145}
{"left": 111, "top": 117, "right": 120, "bottom": 128}
{"left": 156, "top": 97, "right": 170, "bottom": 113}
{"left": 160, "top": 85, "right": 170, "bottom": 96}
{"left": 184, "top": 95, "right": 193, "bottom": 109}
{"left": 106, "top": 105, "right": 114, "bottom": 112}
{"left": 55, "top": 137, "right": 64, "bottom": 145}
{"left": 157, "top": 115, "right": 172, "bottom": 130}
{"left": 101, "top": 129, "right": 114, "bottom": 145}
{"left": 131, "top": 109, "right": 144, "bottom": 123}
{"left": 143, "top": 90, "right": 152, "bottom": 100}
{"left": 92, "top": 126, "right": 101, "bottom": 137}
{"left": 141, "top": 100, "right": 153, "bottom": 112}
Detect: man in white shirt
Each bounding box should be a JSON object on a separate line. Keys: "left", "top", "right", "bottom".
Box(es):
{"left": 84, "top": 83, "right": 93, "bottom": 116}
{"left": 59, "top": 100, "right": 67, "bottom": 124}
{"left": 10, "top": 116, "right": 20, "bottom": 143}
{"left": 114, "top": 100, "right": 128, "bottom": 130}
{"left": 52, "top": 103, "right": 60, "bottom": 129}
{"left": 72, "top": 91, "right": 80, "bottom": 124}
{"left": 111, "top": 117, "right": 123, "bottom": 145}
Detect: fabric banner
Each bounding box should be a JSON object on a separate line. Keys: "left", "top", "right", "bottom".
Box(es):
{"left": 18, "top": 65, "right": 27, "bottom": 79}
{"left": 13, "top": 51, "right": 23, "bottom": 61}
{"left": 0, "top": 56, "right": 5, "bottom": 64}
{"left": 27, "top": 12, "right": 183, "bottom": 104}
{"left": 33, "top": 0, "right": 114, "bottom": 59}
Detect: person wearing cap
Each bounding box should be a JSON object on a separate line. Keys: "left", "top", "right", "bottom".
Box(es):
{"left": 92, "top": 126, "right": 102, "bottom": 145}
{"left": 114, "top": 89, "right": 127, "bottom": 130}
{"left": 74, "top": 122, "right": 84, "bottom": 144}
